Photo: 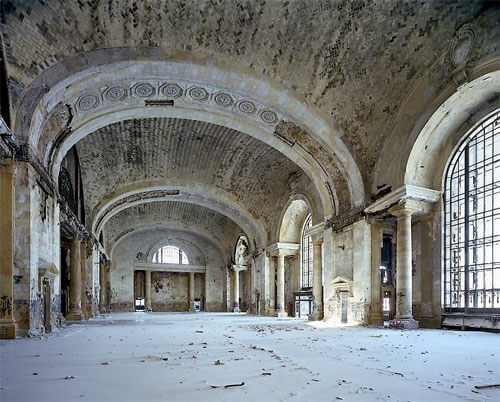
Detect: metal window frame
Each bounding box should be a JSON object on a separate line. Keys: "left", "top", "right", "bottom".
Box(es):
{"left": 301, "top": 214, "right": 313, "bottom": 289}
{"left": 443, "top": 110, "right": 500, "bottom": 313}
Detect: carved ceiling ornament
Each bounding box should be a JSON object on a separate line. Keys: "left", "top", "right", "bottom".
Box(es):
{"left": 104, "top": 86, "right": 127, "bottom": 102}
{"left": 161, "top": 83, "right": 183, "bottom": 98}
{"left": 70, "top": 79, "right": 282, "bottom": 131}
{"left": 444, "top": 23, "right": 482, "bottom": 83}
{"left": 132, "top": 82, "right": 155, "bottom": 98}
{"left": 76, "top": 94, "right": 99, "bottom": 111}
{"left": 188, "top": 86, "right": 209, "bottom": 101}
{"left": 214, "top": 92, "right": 234, "bottom": 108}
{"left": 238, "top": 100, "right": 257, "bottom": 115}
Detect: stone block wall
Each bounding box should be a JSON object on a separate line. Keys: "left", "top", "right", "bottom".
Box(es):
{"left": 324, "top": 220, "right": 371, "bottom": 325}
{"left": 13, "top": 162, "right": 61, "bottom": 335}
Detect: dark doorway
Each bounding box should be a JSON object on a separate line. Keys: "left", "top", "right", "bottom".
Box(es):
{"left": 42, "top": 278, "right": 52, "bottom": 332}
{"left": 341, "top": 291, "right": 348, "bottom": 323}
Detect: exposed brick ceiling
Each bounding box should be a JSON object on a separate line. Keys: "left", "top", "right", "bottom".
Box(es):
{"left": 76, "top": 117, "right": 313, "bottom": 231}
{"left": 104, "top": 201, "right": 242, "bottom": 256}
{"left": 0, "top": 0, "right": 487, "bottom": 175}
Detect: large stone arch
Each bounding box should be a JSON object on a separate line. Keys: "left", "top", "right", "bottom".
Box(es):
{"left": 375, "top": 56, "right": 500, "bottom": 193}
{"left": 92, "top": 182, "right": 266, "bottom": 250}
{"left": 14, "top": 48, "right": 365, "bottom": 216}
{"left": 405, "top": 73, "right": 500, "bottom": 190}
{"left": 146, "top": 238, "right": 206, "bottom": 266}
{"left": 277, "top": 199, "right": 311, "bottom": 244}
{"left": 111, "top": 225, "right": 226, "bottom": 269}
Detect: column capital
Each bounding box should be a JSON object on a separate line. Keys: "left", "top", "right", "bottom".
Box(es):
{"left": 265, "top": 242, "right": 299, "bottom": 257}
{"left": 366, "top": 184, "right": 440, "bottom": 216}
{"left": 389, "top": 199, "right": 421, "bottom": 217}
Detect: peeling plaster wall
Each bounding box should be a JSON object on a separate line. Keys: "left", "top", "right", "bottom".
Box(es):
{"left": 110, "top": 228, "right": 226, "bottom": 312}
{"left": 150, "top": 272, "right": 204, "bottom": 312}
{"left": 324, "top": 220, "right": 371, "bottom": 325}
{"left": 13, "top": 162, "right": 60, "bottom": 335}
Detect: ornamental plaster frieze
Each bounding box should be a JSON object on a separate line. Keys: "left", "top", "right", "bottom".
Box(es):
{"left": 71, "top": 79, "right": 281, "bottom": 131}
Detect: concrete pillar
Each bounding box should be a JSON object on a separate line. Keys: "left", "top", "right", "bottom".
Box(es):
{"left": 0, "top": 161, "right": 17, "bottom": 338}
{"left": 369, "top": 221, "right": 383, "bottom": 325}
{"left": 389, "top": 201, "right": 419, "bottom": 329}
{"left": 233, "top": 268, "right": 240, "bottom": 312}
{"left": 67, "top": 237, "right": 83, "bottom": 320}
{"left": 276, "top": 254, "right": 286, "bottom": 317}
{"left": 145, "top": 270, "right": 152, "bottom": 311}
{"left": 311, "top": 239, "right": 324, "bottom": 320}
{"left": 99, "top": 259, "right": 107, "bottom": 314}
{"left": 188, "top": 272, "right": 195, "bottom": 311}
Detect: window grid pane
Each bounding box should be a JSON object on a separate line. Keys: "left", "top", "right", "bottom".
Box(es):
{"left": 152, "top": 246, "right": 189, "bottom": 264}
{"left": 301, "top": 215, "right": 313, "bottom": 289}
{"left": 444, "top": 111, "right": 500, "bottom": 312}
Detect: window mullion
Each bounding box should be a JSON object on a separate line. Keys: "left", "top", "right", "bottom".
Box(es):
{"left": 465, "top": 143, "right": 470, "bottom": 311}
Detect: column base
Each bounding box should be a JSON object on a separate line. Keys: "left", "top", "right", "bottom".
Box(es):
{"left": 0, "top": 320, "right": 17, "bottom": 339}
{"left": 368, "top": 314, "right": 384, "bottom": 326}
{"left": 389, "top": 318, "right": 419, "bottom": 329}
{"left": 276, "top": 311, "right": 287, "bottom": 318}
{"left": 308, "top": 311, "right": 324, "bottom": 321}
{"left": 233, "top": 307, "right": 241, "bottom": 313}
{"left": 66, "top": 311, "right": 84, "bottom": 321}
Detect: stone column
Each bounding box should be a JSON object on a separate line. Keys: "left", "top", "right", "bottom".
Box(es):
{"left": 249, "top": 259, "right": 256, "bottom": 314}
{"left": 67, "top": 237, "right": 83, "bottom": 320}
{"left": 276, "top": 254, "right": 286, "bottom": 317}
{"left": 369, "top": 221, "right": 383, "bottom": 325}
{"left": 310, "top": 239, "right": 324, "bottom": 320}
{"left": 0, "top": 161, "right": 17, "bottom": 338}
{"left": 99, "top": 259, "right": 107, "bottom": 314}
{"left": 145, "top": 270, "right": 152, "bottom": 311}
{"left": 389, "top": 201, "right": 418, "bottom": 329}
{"left": 105, "top": 261, "right": 111, "bottom": 311}
{"left": 80, "top": 241, "right": 88, "bottom": 319}
{"left": 233, "top": 268, "right": 240, "bottom": 312}
{"left": 268, "top": 257, "right": 276, "bottom": 315}
{"left": 188, "top": 272, "right": 195, "bottom": 311}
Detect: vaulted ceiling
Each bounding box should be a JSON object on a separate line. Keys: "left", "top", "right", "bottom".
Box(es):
{"left": 1, "top": 0, "right": 497, "bottom": 260}
{"left": 103, "top": 201, "right": 242, "bottom": 258}
{"left": 1, "top": 0, "right": 488, "bottom": 175}
{"left": 76, "top": 117, "right": 318, "bottom": 236}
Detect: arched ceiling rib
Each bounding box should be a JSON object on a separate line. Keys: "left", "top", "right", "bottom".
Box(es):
{"left": 76, "top": 117, "right": 319, "bottom": 235}
{"left": 104, "top": 201, "right": 242, "bottom": 259}
{"left": 1, "top": 0, "right": 485, "bottom": 186}
{"left": 111, "top": 227, "right": 226, "bottom": 268}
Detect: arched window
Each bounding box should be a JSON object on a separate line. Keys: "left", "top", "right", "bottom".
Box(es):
{"left": 301, "top": 214, "right": 313, "bottom": 289}
{"left": 152, "top": 245, "right": 189, "bottom": 264}
{"left": 444, "top": 110, "right": 500, "bottom": 312}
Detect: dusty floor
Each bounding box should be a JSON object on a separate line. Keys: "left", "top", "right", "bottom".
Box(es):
{"left": 0, "top": 312, "right": 499, "bottom": 402}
